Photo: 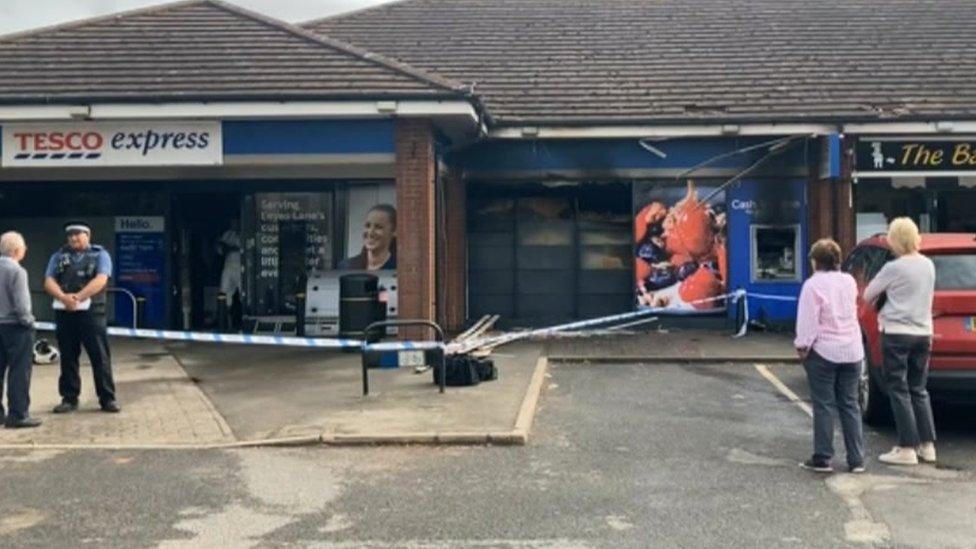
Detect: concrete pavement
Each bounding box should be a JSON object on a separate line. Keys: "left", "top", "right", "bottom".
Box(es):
{"left": 1, "top": 335, "right": 546, "bottom": 448}
{"left": 0, "top": 339, "right": 234, "bottom": 447}
{"left": 4, "top": 358, "right": 974, "bottom": 547}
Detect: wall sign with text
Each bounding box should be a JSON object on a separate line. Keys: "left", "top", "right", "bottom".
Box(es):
{"left": 855, "top": 138, "right": 976, "bottom": 177}
{"left": 1, "top": 121, "right": 222, "bottom": 167}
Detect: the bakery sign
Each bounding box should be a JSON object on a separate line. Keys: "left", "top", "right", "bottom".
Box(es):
{"left": 855, "top": 137, "right": 976, "bottom": 177}
{"left": 1, "top": 121, "right": 222, "bottom": 167}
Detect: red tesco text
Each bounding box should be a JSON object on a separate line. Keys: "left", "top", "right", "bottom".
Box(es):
{"left": 13, "top": 130, "right": 212, "bottom": 156}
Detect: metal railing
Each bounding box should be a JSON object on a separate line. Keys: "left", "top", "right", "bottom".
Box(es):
{"left": 31, "top": 287, "right": 141, "bottom": 329}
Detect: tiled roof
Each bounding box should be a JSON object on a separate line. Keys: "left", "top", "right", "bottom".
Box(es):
{"left": 308, "top": 0, "right": 976, "bottom": 126}
{"left": 0, "top": 0, "right": 465, "bottom": 105}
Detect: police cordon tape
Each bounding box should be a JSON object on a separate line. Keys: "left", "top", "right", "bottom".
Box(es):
{"left": 32, "top": 321, "right": 393, "bottom": 351}
{"left": 448, "top": 289, "right": 794, "bottom": 354}
{"left": 33, "top": 290, "right": 797, "bottom": 354}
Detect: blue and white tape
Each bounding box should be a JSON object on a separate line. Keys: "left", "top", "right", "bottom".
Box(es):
{"left": 451, "top": 291, "right": 747, "bottom": 354}
{"left": 34, "top": 321, "right": 367, "bottom": 350}
{"left": 730, "top": 291, "right": 799, "bottom": 338}
{"left": 363, "top": 341, "right": 445, "bottom": 352}
{"left": 34, "top": 289, "right": 799, "bottom": 352}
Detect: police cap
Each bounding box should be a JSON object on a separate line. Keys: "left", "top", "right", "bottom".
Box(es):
{"left": 63, "top": 221, "right": 92, "bottom": 235}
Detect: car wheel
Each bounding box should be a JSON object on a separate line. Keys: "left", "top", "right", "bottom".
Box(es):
{"left": 859, "top": 344, "right": 890, "bottom": 425}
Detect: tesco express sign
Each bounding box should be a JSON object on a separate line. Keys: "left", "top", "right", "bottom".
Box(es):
{"left": 1, "top": 121, "right": 221, "bottom": 167}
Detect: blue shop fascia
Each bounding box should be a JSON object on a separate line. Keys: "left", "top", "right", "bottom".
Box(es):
{"left": 452, "top": 133, "right": 842, "bottom": 328}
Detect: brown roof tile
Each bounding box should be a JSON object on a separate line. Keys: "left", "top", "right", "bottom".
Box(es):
{"left": 0, "top": 0, "right": 466, "bottom": 104}
{"left": 307, "top": 0, "right": 976, "bottom": 125}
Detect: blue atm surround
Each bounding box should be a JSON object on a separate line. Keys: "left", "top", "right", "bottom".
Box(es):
{"left": 726, "top": 179, "right": 807, "bottom": 323}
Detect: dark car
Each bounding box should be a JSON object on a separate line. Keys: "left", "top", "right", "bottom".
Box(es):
{"left": 843, "top": 233, "right": 976, "bottom": 424}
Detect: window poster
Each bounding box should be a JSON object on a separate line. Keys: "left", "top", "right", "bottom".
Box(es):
{"left": 251, "top": 192, "right": 332, "bottom": 315}
{"left": 633, "top": 180, "right": 728, "bottom": 312}
{"left": 340, "top": 184, "right": 397, "bottom": 272}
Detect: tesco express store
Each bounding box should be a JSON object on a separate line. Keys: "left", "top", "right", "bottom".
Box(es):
{"left": 0, "top": 112, "right": 477, "bottom": 332}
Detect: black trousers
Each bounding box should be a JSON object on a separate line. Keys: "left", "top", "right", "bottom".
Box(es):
{"left": 882, "top": 333, "right": 937, "bottom": 447}
{"left": 0, "top": 324, "right": 34, "bottom": 421}
{"left": 55, "top": 311, "right": 116, "bottom": 405}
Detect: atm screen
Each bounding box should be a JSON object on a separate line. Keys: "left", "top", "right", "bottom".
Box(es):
{"left": 751, "top": 224, "right": 801, "bottom": 282}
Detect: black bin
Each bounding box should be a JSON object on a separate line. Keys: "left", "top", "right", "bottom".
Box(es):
{"left": 339, "top": 273, "right": 380, "bottom": 339}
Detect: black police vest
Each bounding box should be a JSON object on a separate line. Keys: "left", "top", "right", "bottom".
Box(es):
{"left": 54, "top": 245, "right": 107, "bottom": 311}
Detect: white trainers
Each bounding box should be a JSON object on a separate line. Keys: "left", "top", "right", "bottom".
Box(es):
{"left": 917, "top": 442, "right": 937, "bottom": 463}
{"left": 879, "top": 446, "right": 919, "bottom": 466}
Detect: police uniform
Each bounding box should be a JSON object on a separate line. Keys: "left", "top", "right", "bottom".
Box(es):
{"left": 46, "top": 226, "right": 117, "bottom": 410}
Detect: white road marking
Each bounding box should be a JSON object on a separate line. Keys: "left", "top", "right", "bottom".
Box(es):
{"left": 0, "top": 508, "right": 45, "bottom": 535}
{"left": 605, "top": 515, "right": 634, "bottom": 531}
{"left": 751, "top": 363, "right": 898, "bottom": 546}
{"left": 754, "top": 363, "right": 813, "bottom": 417}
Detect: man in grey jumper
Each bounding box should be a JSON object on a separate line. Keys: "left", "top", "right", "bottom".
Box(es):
{"left": 0, "top": 231, "right": 42, "bottom": 428}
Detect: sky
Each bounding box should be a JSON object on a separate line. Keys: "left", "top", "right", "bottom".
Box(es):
{"left": 0, "top": 0, "right": 395, "bottom": 36}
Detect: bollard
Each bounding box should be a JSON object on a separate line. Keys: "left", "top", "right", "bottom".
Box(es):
{"left": 295, "top": 292, "right": 306, "bottom": 337}
{"left": 216, "top": 293, "right": 229, "bottom": 332}
{"left": 135, "top": 296, "right": 147, "bottom": 329}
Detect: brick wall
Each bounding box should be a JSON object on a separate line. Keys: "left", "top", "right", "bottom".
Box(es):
{"left": 808, "top": 137, "right": 856, "bottom": 255}
{"left": 835, "top": 136, "right": 857, "bottom": 253}
{"left": 439, "top": 167, "right": 467, "bottom": 332}
{"left": 395, "top": 119, "right": 437, "bottom": 339}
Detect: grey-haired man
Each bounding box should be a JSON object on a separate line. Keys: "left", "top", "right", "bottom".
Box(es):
{"left": 0, "top": 231, "right": 41, "bottom": 428}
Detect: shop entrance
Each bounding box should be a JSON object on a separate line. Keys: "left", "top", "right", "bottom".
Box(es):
{"left": 855, "top": 178, "right": 976, "bottom": 241}
{"left": 171, "top": 192, "right": 241, "bottom": 330}
{"left": 467, "top": 182, "right": 632, "bottom": 327}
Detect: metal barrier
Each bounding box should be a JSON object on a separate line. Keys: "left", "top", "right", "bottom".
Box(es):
{"left": 32, "top": 287, "right": 140, "bottom": 329}
{"left": 361, "top": 319, "right": 446, "bottom": 396}
{"left": 107, "top": 287, "right": 139, "bottom": 329}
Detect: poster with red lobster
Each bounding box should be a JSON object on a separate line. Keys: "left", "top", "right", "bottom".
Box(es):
{"left": 634, "top": 180, "right": 728, "bottom": 312}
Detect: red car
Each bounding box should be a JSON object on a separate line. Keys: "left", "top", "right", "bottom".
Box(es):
{"left": 843, "top": 233, "right": 976, "bottom": 424}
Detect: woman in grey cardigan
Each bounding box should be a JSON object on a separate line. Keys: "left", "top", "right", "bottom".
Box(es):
{"left": 863, "top": 217, "right": 936, "bottom": 466}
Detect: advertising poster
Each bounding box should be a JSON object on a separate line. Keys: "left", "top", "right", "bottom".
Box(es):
{"left": 633, "top": 180, "right": 728, "bottom": 312}
{"left": 114, "top": 216, "right": 167, "bottom": 328}
{"left": 340, "top": 184, "right": 397, "bottom": 272}
{"left": 339, "top": 184, "right": 398, "bottom": 319}
{"left": 252, "top": 192, "right": 332, "bottom": 315}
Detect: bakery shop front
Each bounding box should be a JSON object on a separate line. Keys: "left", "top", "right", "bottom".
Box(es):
{"left": 459, "top": 136, "right": 814, "bottom": 328}
{"left": 853, "top": 137, "right": 976, "bottom": 240}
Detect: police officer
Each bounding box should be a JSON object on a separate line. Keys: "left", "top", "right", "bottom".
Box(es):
{"left": 43, "top": 222, "right": 120, "bottom": 414}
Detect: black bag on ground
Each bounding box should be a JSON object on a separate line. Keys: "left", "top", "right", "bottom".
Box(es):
{"left": 475, "top": 358, "right": 497, "bottom": 382}
{"left": 433, "top": 355, "right": 481, "bottom": 386}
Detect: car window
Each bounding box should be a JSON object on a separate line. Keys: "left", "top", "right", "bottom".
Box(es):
{"left": 863, "top": 247, "right": 895, "bottom": 281}
{"left": 931, "top": 254, "right": 976, "bottom": 290}
{"left": 842, "top": 247, "right": 867, "bottom": 278}
{"left": 843, "top": 245, "right": 892, "bottom": 283}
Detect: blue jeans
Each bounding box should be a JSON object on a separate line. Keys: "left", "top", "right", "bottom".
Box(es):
{"left": 803, "top": 351, "right": 864, "bottom": 466}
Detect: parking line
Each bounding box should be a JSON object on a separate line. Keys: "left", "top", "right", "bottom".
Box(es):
{"left": 754, "top": 363, "right": 813, "bottom": 418}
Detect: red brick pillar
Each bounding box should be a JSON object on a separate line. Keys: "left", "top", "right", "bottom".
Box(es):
{"left": 395, "top": 119, "right": 437, "bottom": 339}
{"left": 439, "top": 168, "right": 467, "bottom": 333}
{"left": 808, "top": 178, "right": 834, "bottom": 247}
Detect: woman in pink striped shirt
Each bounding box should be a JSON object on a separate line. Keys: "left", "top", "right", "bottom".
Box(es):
{"left": 794, "top": 239, "right": 865, "bottom": 474}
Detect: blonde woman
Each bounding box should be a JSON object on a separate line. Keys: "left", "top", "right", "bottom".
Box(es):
{"left": 795, "top": 239, "right": 864, "bottom": 473}
{"left": 864, "top": 218, "right": 937, "bottom": 466}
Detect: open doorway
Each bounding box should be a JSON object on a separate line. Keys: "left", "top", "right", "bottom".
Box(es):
{"left": 172, "top": 192, "right": 241, "bottom": 330}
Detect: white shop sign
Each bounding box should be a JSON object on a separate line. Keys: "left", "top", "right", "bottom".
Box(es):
{"left": 1, "top": 121, "right": 222, "bottom": 167}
